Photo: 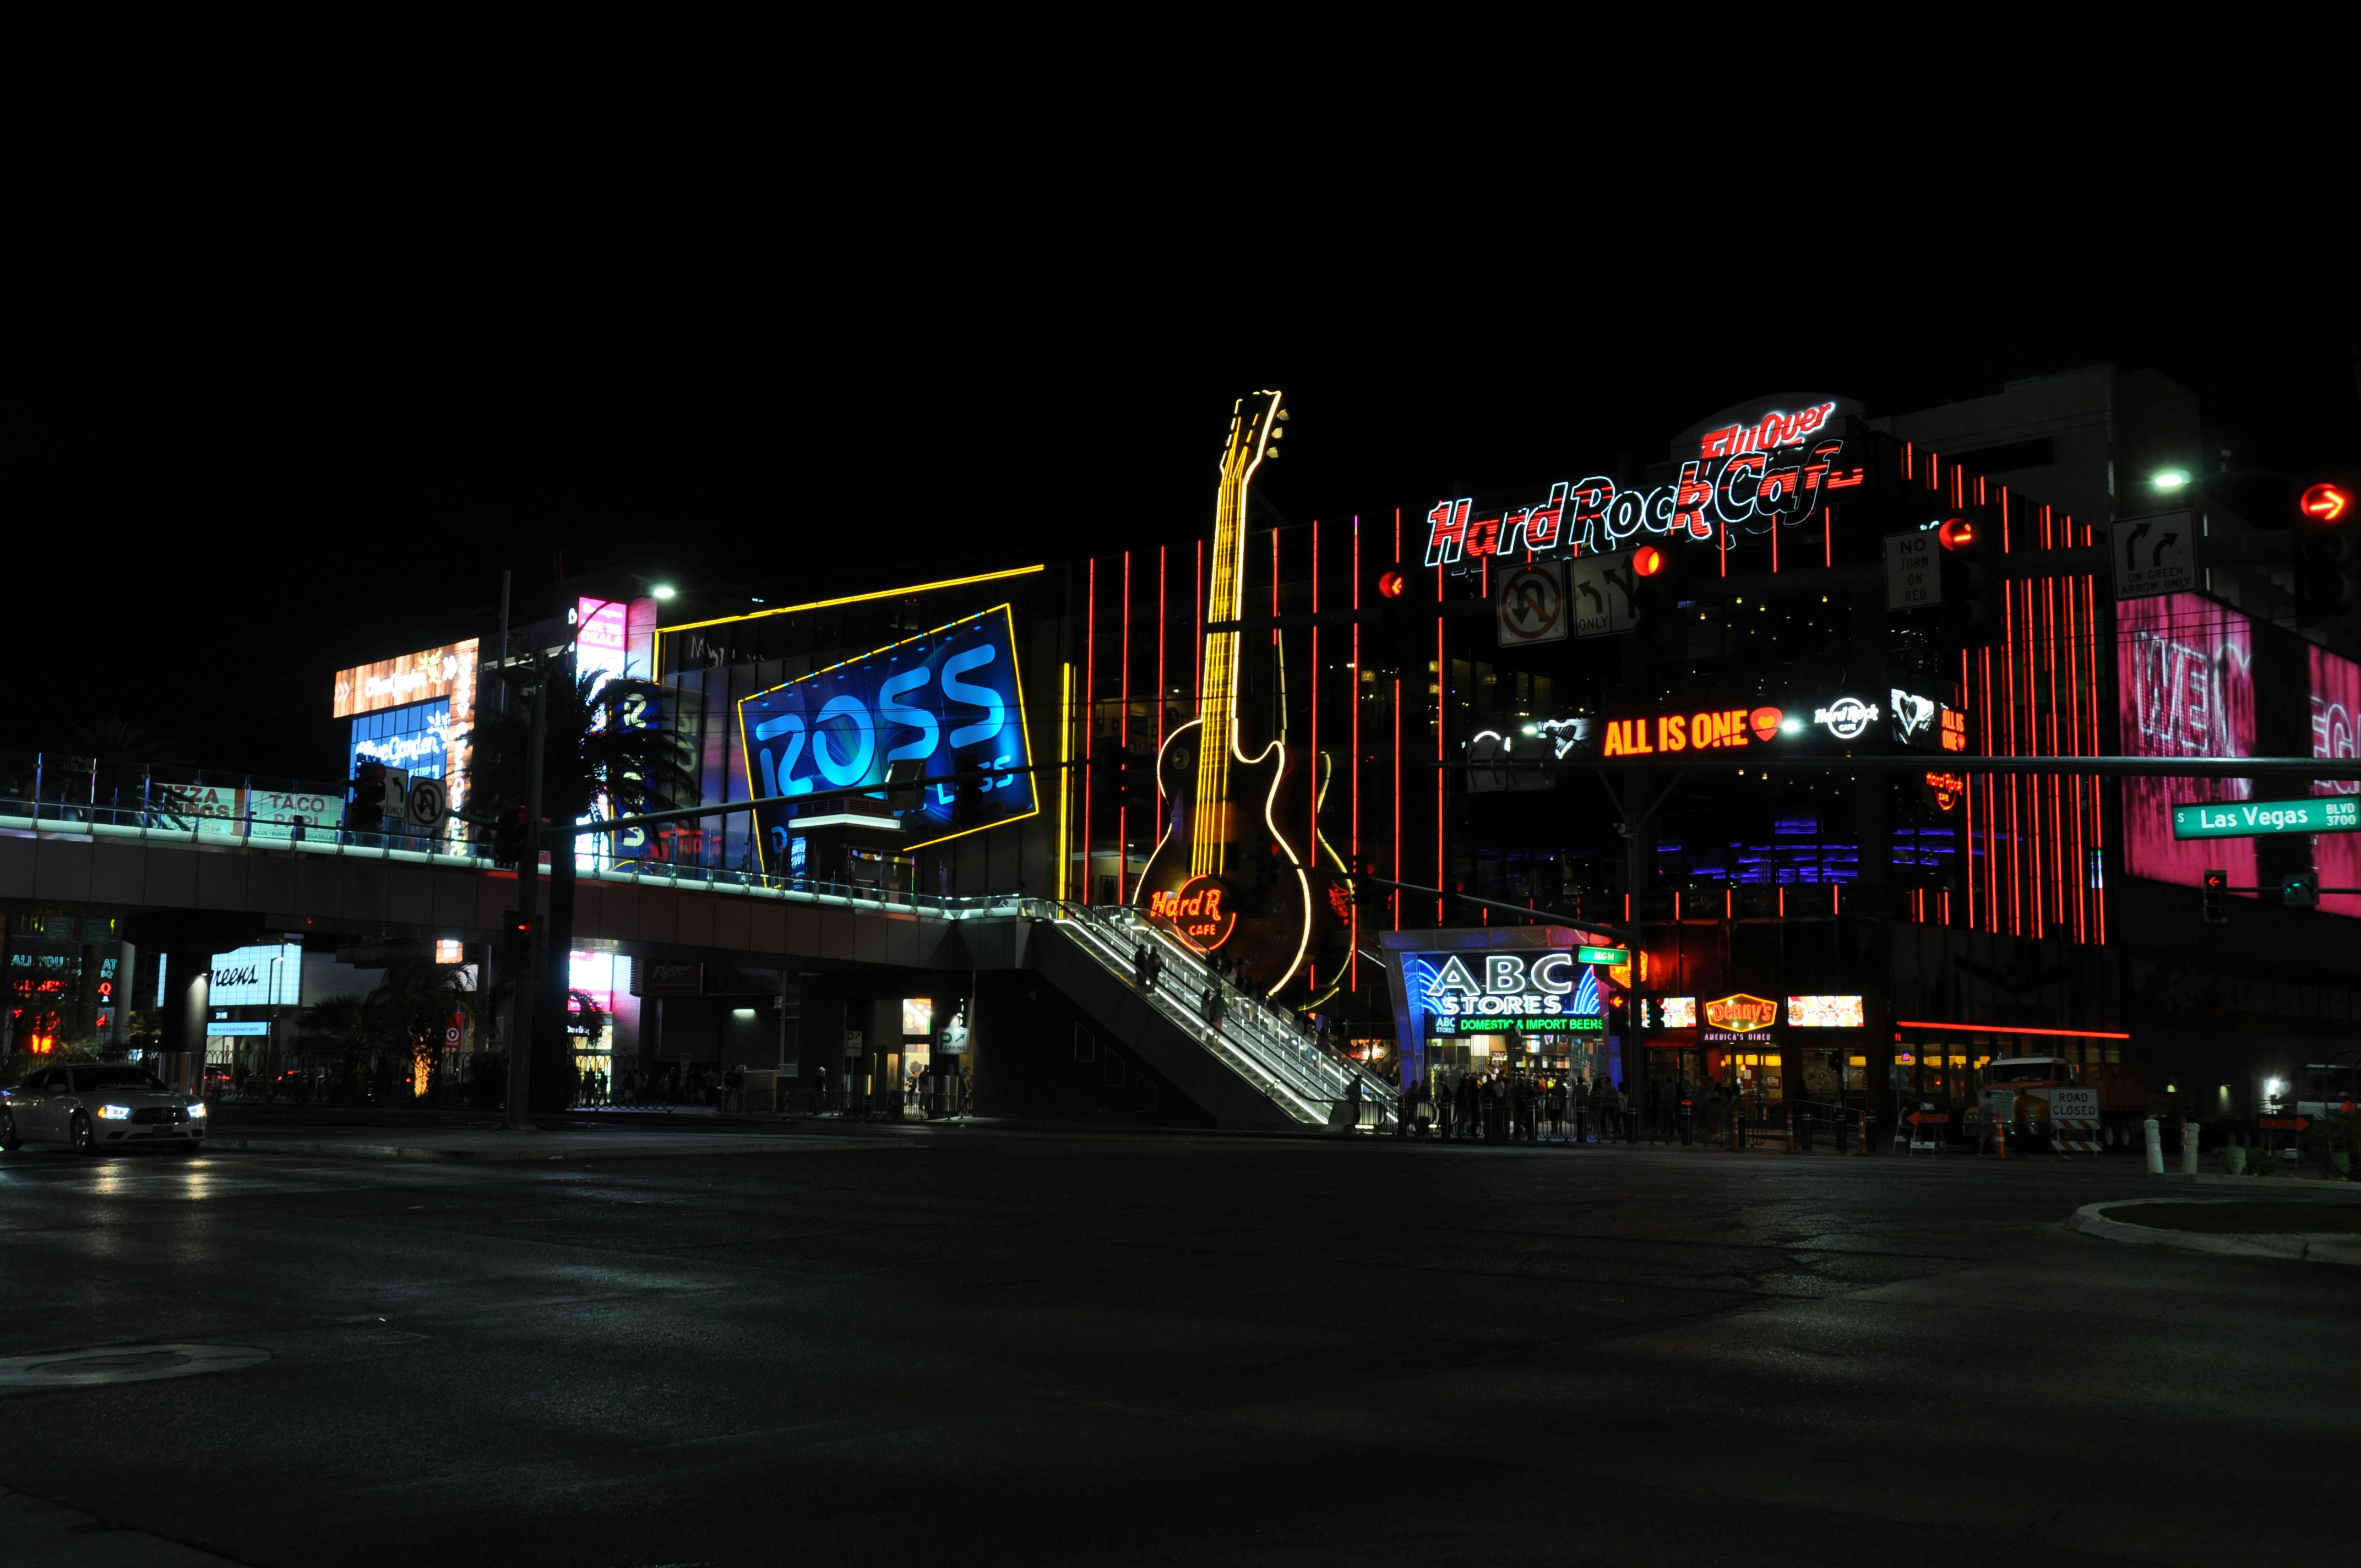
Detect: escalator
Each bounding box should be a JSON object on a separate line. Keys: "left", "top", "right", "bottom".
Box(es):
{"left": 1027, "top": 902, "right": 1395, "bottom": 1132}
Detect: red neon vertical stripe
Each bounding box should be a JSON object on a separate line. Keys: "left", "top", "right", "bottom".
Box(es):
{"left": 1350, "top": 516, "right": 1361, "bottom": 991}
{"left": 1435, "top": 525, "right": 1446, "bottom": 924}
{"left": 1084, "top": 557, "right": 1097, "bottom": 906}
{"left": 1118, "top": 551, "right": 1130, "bottom": 905}
{"left": 1393, "top": 508, "right": 1402, "bottom": 932}
{"left": 1961, "top": 649, "right": 1974, "bottom": 932}
{"left": 1310, "top": 518, "right": 1319, "bottom": 856}
{"left": 1156, "top": 545, "right": 1167, "bottom": 781}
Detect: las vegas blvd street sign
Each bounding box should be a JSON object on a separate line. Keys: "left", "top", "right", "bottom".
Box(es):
{"left": 2171, "top": 796, "right": 2361, "bottom": 839}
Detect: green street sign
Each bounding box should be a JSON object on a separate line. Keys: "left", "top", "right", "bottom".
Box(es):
{"left": 2172, "top": 796, "right": 2360, "bottom": 839}
{"left": 1575, "top": 945, "right": 1629, "bottom": 966}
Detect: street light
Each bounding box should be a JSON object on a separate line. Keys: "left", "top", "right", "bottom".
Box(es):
{"left": 650, "top": 584, "right": 678, "bottom": 601}
{"left": 2149, "top": 469, "right": 2193, "bottom": 491}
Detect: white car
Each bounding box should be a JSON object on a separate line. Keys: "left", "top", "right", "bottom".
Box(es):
{"left": 1, "top": 1065, "right": 207, "bottom": 1155}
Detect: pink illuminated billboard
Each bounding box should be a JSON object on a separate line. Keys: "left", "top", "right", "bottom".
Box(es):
{"left": 2117, "top": 593, "right": 2257, "bottom": 895}
{"left": 2311, "top": 645, "right": 2360, "bottom": 919}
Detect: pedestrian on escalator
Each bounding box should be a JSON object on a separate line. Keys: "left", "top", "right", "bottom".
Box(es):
{"left": 1200, "top": 984, "right": 1225, "bottom": 1030}
{"left": 1132, "top": 941, "right": 1153, "bottom": 989}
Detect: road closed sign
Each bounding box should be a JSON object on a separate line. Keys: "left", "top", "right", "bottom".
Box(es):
{"left": 2049, "top": 1087, "right": 2099, "bottom": 1121}
{"left": 1495, "top": 562, "right": 1568, "bottom": 647}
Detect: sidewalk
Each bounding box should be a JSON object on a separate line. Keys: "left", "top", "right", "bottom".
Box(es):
{"left": 204, "top": 1118, "right": 900, "bottom": 1164}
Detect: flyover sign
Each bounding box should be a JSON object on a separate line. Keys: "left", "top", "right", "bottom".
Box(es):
{"left": 2172, "top": 796, "right": 2360, "bottom": 839}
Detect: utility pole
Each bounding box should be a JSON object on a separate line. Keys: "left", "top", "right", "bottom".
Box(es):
{"left": 506, "top": 668, "right": 547, "bottom": 1131}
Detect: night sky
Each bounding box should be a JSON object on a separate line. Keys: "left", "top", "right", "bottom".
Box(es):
{"left": 16, "top": 18, "right": 2356, "bottom": 782}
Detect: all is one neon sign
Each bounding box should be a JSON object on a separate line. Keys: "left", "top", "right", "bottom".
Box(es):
{"left": 1424, "top": 401, "right": 1865, "bottom": 571}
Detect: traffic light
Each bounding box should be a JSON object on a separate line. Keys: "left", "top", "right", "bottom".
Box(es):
{"left": 2282, "top": 870, "right": 2320, "bottom": 909}
{"left": 2202, "top": 867, "right": 2229, "bottom": 924}
{"left": 1367, "top": 564, "right": 1430, "bottom": 677}
{"left": 492, "top": 805, "right": 530, "bottom": 868}
{"left": 1936, "top": 511, "right": 2001, "bottom": 647}
{"left": 2294, "top": 482, "right": 2357, "bottom": 623}
{"left": 349, "top": 762, "right": 387, "bottom": 832}
{"left": 1628, "top": 543, "right": 1684, "bottom": 658}
{"left": 503, "top": 909, "right": 534, "bottom": 942}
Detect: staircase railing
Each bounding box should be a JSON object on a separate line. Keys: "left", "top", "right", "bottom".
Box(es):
{"left": 1037, "top": 900, "right": 1393, "bottom": 1129}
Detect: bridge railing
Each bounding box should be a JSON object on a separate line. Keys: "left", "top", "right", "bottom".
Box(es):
{"left": 0, "top": 791, "right": 1032, "bottom": 919}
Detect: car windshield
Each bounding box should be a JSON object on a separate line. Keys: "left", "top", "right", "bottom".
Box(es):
{"left": 72, "top": 1067, "right": 168, "bottom": 1093}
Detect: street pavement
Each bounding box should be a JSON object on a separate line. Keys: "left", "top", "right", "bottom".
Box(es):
{"left": 0, "top": 1126, "right": 2354, "bottom": 1567}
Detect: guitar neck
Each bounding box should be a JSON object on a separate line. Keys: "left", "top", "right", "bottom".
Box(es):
{"left": 1192, "top": 391, "right": 1281, "bottom": 879}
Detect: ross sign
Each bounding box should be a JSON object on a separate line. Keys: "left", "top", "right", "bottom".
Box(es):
{"left": 1569, "top": 552, "right": 1638, "bottom": 638}
{"left": 1784, "top": 995, "right": 1864, "bottom": 1028}
{"left": 2173, "top": 796, "right": 2359, "bottom": 838}
{"left": 1812, "top": 696, "right": 1881, "bottom": 741}
{"left": 2112, "top": 511, "right": 2197, "bottom": 600}
{"left": 1495, "top": 562, "right": 1569, "bottom": 646}
{"left": 1702, "top": 994, "right": 1778, "bottom": 1033}
{"left": 737, "top": 604, "right": 1037, "bottom": 863}
{"left": 405, "top": 776, "right": 449, "bottom": 829}
{"left": 1423, "top": 399, "right": 1864, "bottom": 572}
{"left": 1885, "top": 531, "right": 1940, "bottom": 611}
{"left": 1576, "top": 945, "right": 1628, "bottom": 966}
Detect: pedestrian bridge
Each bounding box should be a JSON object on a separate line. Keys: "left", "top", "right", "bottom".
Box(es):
{"left": 0, "top": 805, "right": 1391, "bottom": 1131}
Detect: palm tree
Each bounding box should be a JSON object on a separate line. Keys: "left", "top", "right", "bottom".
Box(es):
{"left": 468, "top": 659, "right": 700, "bottom": 1112}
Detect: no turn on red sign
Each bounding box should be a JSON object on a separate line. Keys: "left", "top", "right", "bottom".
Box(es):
{"left": 1495, "top": 562, "right": 1568, "bottom": 647}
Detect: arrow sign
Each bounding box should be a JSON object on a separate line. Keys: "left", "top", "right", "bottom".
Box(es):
{"left": 1906, "top": 1110, "right": 1951, "bottom": 1126}
{"left": 2257, "top": 1115, "right": 2310, "bottom": 1131}
{"left": 1495, "top": 562, "right": 1569, "bottom": 646}
{"left": 2112, "top": 511, "right": 2197, "bottom": 599}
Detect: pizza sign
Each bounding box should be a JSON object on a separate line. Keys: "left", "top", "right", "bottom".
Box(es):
{"left": 1702, "top": 994, "right": 1778, "bottom": 1032}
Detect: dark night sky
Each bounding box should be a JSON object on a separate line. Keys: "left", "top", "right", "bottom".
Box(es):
{"left": 14, "top": 16, "right": 2357, "bottom": 781}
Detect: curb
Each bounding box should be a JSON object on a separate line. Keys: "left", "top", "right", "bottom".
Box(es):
{"left": 205, "top": 1134, "right": 898, "bottom": 1164}
{"left": 2066, "top": 1200, "right": 2361, "bottom": 1265}
{"left": 2146, "top": 1171, "right": 2361, "bottom": 1194}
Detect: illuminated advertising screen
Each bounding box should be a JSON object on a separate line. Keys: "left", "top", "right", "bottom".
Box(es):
{"left": 1785, "top": 995, "right": 1865, "bottom": 1028}
{"left": 736, "top": 605, "right": 1037, "bottom": 864}
{"left": 208, "top": 943, "right": 303, "bottom": 1008}
{"left": 1396, "top": 949, "right": 1607, "bottom": 1039}
{"left": 2311, "top": 645, "right": 2360, "bottom": 919}
{"left": 335, "top": 638, "right": 477, "bottom": 827}
{"left": 2116, "top": 593, "right": 2257, "bottom": 895}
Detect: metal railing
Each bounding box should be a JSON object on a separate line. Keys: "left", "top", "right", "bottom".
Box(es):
{"left": 1046, "top": 901, "right": 1393, "bottom": 1130}
{"left": 0, "top": 793, "right": 1030, "bottom": 920}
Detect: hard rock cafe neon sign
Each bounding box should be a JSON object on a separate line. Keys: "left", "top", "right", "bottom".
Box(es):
{"left": 1147, "top": 876, "right": 1239, "bottom": 952}
{"left": 1423, "top": 401, "right": 1864, "bottom": 571}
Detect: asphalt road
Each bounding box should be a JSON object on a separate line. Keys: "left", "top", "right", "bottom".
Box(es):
{"left": 1, "top": 1129, "right": 2353, "bottom": 1567}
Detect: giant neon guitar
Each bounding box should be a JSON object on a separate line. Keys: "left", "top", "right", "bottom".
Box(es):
{"left": 1134, "top": 390, "right": 1347, "bottom": 1004}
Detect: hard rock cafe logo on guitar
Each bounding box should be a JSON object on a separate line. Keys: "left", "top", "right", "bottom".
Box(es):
{"left": 1146, "top": 876, "right": 1239, "bottom": 952}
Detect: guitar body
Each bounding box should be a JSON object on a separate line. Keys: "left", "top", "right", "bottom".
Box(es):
{"left": 1135, "top": 718, "right": 1347, "bottom": 1004}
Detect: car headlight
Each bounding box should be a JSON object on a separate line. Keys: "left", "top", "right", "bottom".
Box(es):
{"left": 187, "top": 1103, "right": 207, "bottom": 1117}
{"left": 97, "top": 1104, "right": 131, "bottom": 1120}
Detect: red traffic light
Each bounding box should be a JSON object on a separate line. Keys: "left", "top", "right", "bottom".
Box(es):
{"left": 1631, "top": 545, "right": 1666, "bottom": 577}
{"left": 2300, "top": 482, "right": 2352, "bottom": 524}
{"left": 2202, "top": 868, "right": 2229, "bottom": 893}
{"left": 1376, "top": 568, "right": 1407, "bottom": 600}
{"left": 1936, "top": 516, "right": 1980, "bottom": 551}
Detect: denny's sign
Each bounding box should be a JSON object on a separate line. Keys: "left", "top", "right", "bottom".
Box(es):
{"left": 1601, "top": 706, "right": 1785, "bottom": 758}
{"left": 1702, "top": 994, "right": 1778, "bottom": 1033}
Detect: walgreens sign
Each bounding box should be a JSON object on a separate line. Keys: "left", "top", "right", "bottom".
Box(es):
{"left": 1425, "top": 401, "right": 1864, "bottom": 571}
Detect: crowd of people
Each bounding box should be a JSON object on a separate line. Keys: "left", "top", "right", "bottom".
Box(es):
{"left": 1395, "top": 1069, "right": 1767, "bottom": 1145}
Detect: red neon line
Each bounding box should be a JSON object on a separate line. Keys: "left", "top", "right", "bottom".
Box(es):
{"left": 1118, "top": 551, "right": 1130, "bottom": 905}
{"left": 1157, "top": 545, "right": 1167, "bottom": 776}
{"left": 1894, "top": 1020, "right": 2131, "bottom": 1040}
{"left": 1310, "top": 518, "right": 1319, "bottom": 857}
{"left": 1394, "top": 507, "right": 1403, "bottom": 932}
{"left": 1351, "top": 516, "right": 1360, "bottom": 992}
{"left": 1435, "top": 542, "right": 1445, "bottom": 924}
{"left": 1194, "top": 540, "right": 1204, "bottom": 708}
{"left": 1085, "top": 557, "right": 1096, "bottom": 906}
{"left": 1823, "top": 505, "right": 1833, "bottom": 568}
